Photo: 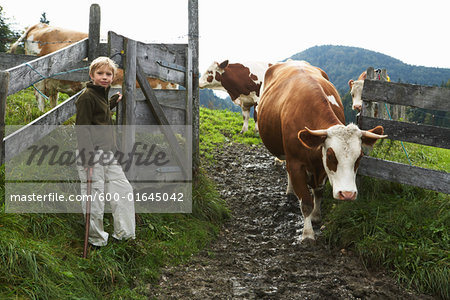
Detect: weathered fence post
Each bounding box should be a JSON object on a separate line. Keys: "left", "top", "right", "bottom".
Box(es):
{"left": 122, "top": 38, "right": 137, "bottom": 127}
{"left": 363, "top": 67, "right": 376, "bottom": 118}
{"left": 186, "top": 46, "right": 193, "bottom": 170}
{"left": 121, "top": 38, "right": 137, "bottom": 179}
{"left": 89, "top": 4, "right": 101, "bottom": 61}
{"left": 0, "top": 71, "right": 9, "bottom": 165}
{"left": 188, "top": 0, "right": 199, "bottom": 173}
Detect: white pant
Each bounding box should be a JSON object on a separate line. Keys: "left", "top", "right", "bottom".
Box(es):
{"left": 77, "top": 150, "right": 135, "bottom": 246}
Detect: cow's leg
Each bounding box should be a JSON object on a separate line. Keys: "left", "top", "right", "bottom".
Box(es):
{"left": 48, "top": 79, "right": 62, "bottom": 108}
{"left": 286, "top": 172, "right": 295, "bottom": 195}
{"left": 287, "top": 163, "right": 315, "bottom": 241}
{"left": 48, "top": 91, "right": 58, "bottom": 108}
{"left": 240, "top": 107, "right": 250, "bottom": 133}
{"left": 34, "top": 80, "right": 47, "bottom": 111}
{"left": 285, "top": 171, "right": 299, "bottom": 211}
{"left": 311, "top": 187, "right": 323, "bottom": 224}
{"left": 253, "top": 105, "right": 258, "bottom": 132}
{"left": 300, "top": 191, "right": 315, "bottom": 241}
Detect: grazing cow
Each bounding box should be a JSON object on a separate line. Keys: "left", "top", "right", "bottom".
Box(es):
{"left": 10, "top": 23, "right": 177, "bottom": 111}
{"left": 258, "top": 60, "right": 386, "bottom": 242}
{"left": 348, "top": 69, "right": 390, "bottom": 111}
{"left": 199, "top": 60, "right": 272, "bottom": 133}
{"left": 10, "top": 23, "right": 88, "bottom": 111}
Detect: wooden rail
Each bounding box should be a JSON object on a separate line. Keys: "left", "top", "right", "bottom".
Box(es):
{"left": 358, "top": 70, "right": 450, "bottom": 194}
{"left": 109, "top": 31, "right": 188, "bottom": 86}
{"left": 4, "top": 91, "right": 81, "bottom": 162}
{"left": 5, "top": 39, "right": 88, "bottom": 95}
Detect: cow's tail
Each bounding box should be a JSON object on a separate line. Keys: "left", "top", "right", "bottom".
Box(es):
{"left": 9, "top": 27, "right": 32, "bottom": 53}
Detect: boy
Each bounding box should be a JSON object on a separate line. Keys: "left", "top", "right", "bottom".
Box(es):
{"left": 75, "top": 56, "right": 135, "bottom": 247}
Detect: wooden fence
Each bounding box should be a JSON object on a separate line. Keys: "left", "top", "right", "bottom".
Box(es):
{"left": 357, "top": 67, "right": 450, "bottom": 194}
{"left": 0, "top": 1, "right": 199, "bottom": 177}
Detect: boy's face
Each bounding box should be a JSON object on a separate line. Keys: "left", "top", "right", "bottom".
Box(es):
{"left": 90, "top": 65, "right": 114, "bottom": 88}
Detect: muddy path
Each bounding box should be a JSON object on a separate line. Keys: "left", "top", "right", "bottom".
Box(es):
{"left": 150, "top": 143, "right": 433, "bottom": 299}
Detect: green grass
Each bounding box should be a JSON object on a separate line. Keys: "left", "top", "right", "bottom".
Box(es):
{"left": 322, "top": 178, "right": 449, "bottom": 299}
{"left": 370, "top": 138, "right": 450, "bottom": 172}
{"left": 5, "top": 87, "right": 73, "bottom": 126}
{"left": 5, "top": 88, "right": 46, "bottom": 125}
{"left": 199, "top": 107, "right": 261, "bottom": 161}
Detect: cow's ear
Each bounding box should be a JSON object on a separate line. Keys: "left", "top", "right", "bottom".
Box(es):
{"left": 361, "top": 126, "right": 387, "bottom": 147}
{"left": 298, "top": 129, "right": 326, "bottom": 150}
{"left": 348, "top": 79, "right": 354, "bottom": 88}
{"left": 219, "top": 60, "right": 229, "bottom": 69}
{"left": 360, "top": 72, "right": 367, "bottom": 80}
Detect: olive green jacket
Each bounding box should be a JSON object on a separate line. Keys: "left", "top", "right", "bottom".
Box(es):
{"left": 75, "top": 82, "right": 120, "bottom": 166}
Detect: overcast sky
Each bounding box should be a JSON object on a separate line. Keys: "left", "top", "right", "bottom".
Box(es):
{"left": 2, "top": 0, "right": 450, "bottom": 75}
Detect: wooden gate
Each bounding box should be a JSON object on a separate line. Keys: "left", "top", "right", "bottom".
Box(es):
{"left": 0, "top": 1, "right": 199, "bottom": 178}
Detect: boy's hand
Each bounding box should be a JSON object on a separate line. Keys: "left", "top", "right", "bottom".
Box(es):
{"left": 116, "top": 92, "right": 123, "bottom": 102}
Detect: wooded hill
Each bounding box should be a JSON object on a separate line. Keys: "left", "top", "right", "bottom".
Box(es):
{"left": 289, "top": 45, "right": 450, "bottom": 93}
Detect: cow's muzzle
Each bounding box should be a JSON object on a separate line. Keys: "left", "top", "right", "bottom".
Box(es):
{"left": 338, "top": 191, "right": 357, "bottom": 201}
{"left": 352, "top": 104, "right": 362, "bottom": 111}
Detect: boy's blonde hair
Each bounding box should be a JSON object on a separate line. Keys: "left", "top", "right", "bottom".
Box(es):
{"left": 89, "top": 56, "right": 118, "bottom": 78}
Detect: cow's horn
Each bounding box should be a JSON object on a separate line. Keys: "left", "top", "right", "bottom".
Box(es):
{"left": 305, "top": 127, "right": 328, "bottom": 136}
{"left": 361, "top": 131, "right": 388, "bottom": 139}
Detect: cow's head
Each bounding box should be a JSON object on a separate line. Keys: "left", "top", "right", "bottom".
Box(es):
{"left": 199, "top": 60, "right": 229, "bottom": 90}
{"left": 348, "top": 79, "right": 364, "bottom": 111}
{"left": 298, "top": 124, "right": 386, "bottom": 200}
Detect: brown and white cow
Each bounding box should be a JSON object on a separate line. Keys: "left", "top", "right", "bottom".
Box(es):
{"left": 347, "top": 71, "right": 367, "bottom": 111}
{"left": 10, "top": 23, "right": 88, "bottom": 111}
{"left": 199, "top": 60, "right": 272, "bottom": 133}
{"left": 348, "top": 69, "right": 390, "bottom": 111}
{"left": 258, "top": 60, "right": 386, "bottom": 242}
{"left": 10, "top": 23, "right": 177, "bottom": 111}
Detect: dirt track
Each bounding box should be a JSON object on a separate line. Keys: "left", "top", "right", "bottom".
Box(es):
{"left": 151, "top": 143, "right": 434, "bottom": 299}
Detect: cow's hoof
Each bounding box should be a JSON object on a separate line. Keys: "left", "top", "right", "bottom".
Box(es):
{"left": 301, "top": 227, "right": 315, "bottom": 242}
{"left": 300, "top": 236, "right": 316, "bottom": 245}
